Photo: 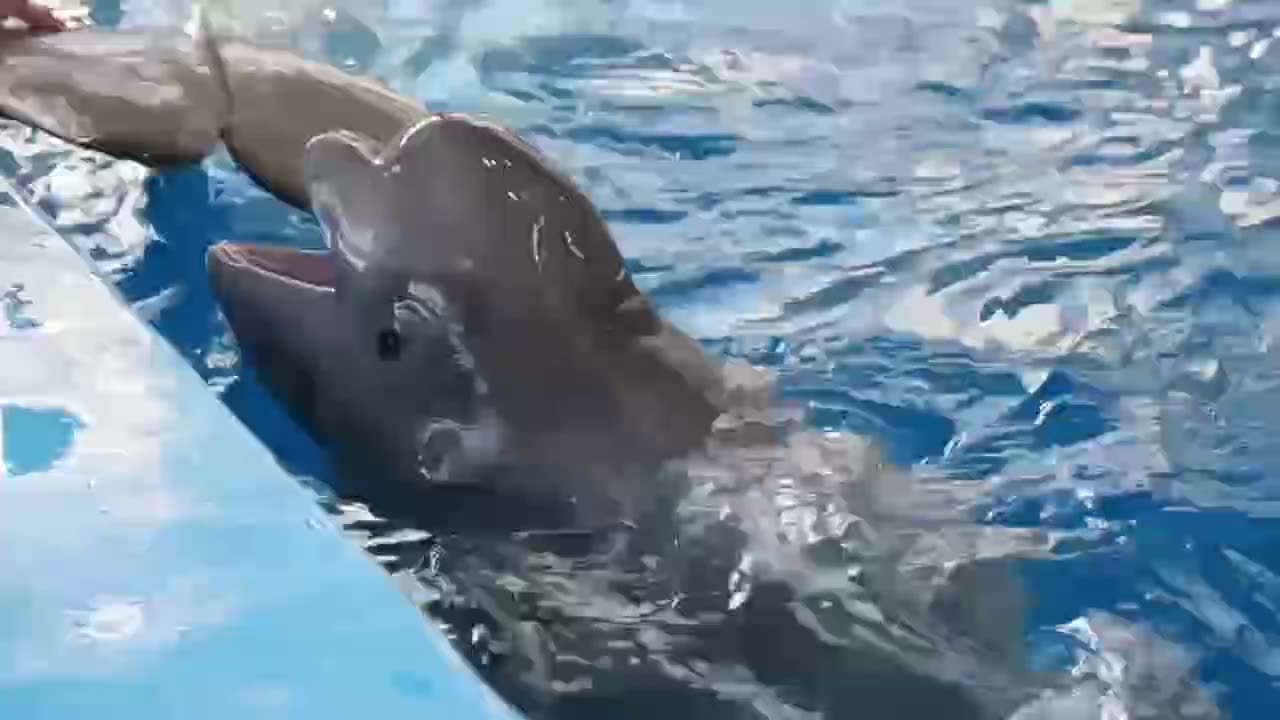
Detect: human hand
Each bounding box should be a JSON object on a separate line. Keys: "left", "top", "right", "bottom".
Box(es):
{"left": 0, "top": 0, "right": 66, "bottom": 32}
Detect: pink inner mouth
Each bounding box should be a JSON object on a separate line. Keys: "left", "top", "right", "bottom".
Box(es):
{"left": 211, "top": 243, "right": 339, "bottom": 290}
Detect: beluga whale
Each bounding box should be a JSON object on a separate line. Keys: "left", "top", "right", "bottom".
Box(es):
{"left": 0, "top": 13, "right": 737, "bottom": 527}
{"left": 211, "top": 114, "right": 732, "bottom": 526}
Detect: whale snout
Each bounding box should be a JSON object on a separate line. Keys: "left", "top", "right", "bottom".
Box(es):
{"left": 205, "top": 241, "right": 342, "bottom": 382}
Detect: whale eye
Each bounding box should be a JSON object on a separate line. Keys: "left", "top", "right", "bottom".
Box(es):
{"left": 376, "top": 328, "right": 402, "bottom": 361}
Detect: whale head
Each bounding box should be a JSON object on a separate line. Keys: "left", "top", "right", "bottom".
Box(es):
{"left": 206, "top": 239, "right": 481, "bottom": 489}
{"left": 207, "top": 114, "right": 726, "bottom": 524}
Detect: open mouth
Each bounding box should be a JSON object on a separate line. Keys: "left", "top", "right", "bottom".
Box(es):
{"left": 207, "top": 242, "right": 339, "bottom": 290}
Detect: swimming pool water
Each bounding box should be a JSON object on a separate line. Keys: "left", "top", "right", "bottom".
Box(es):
{"left": 5, "top": 0, "right": 1280, "bottom": 717}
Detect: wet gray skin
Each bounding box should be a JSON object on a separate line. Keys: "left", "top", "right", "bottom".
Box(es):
{"left": 208, "top": 115, "right": 729, "bottom": 527}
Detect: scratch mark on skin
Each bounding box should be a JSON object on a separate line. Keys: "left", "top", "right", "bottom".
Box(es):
{"left": 531, "top": 215, "right": 546, "bottom": 270}
{"left": 563, "top": 230, "right": 585, "bottom": 260}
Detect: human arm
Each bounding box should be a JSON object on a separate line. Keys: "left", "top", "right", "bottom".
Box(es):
{"left": 0, "top": 0, "right": 66, "bottom": 32}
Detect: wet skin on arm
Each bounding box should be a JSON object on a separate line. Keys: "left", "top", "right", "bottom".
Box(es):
{"left": 0, "top": 0, "right": 66, "bottom": 32}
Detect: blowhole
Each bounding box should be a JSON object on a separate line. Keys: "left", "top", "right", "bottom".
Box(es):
{"left": 377, "top": 327, "right": 402, "bottom": 360}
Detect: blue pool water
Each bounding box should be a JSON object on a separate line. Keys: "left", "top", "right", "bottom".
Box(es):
{"left": 5, "top": 0, "right": 1280, "bottom": 717}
